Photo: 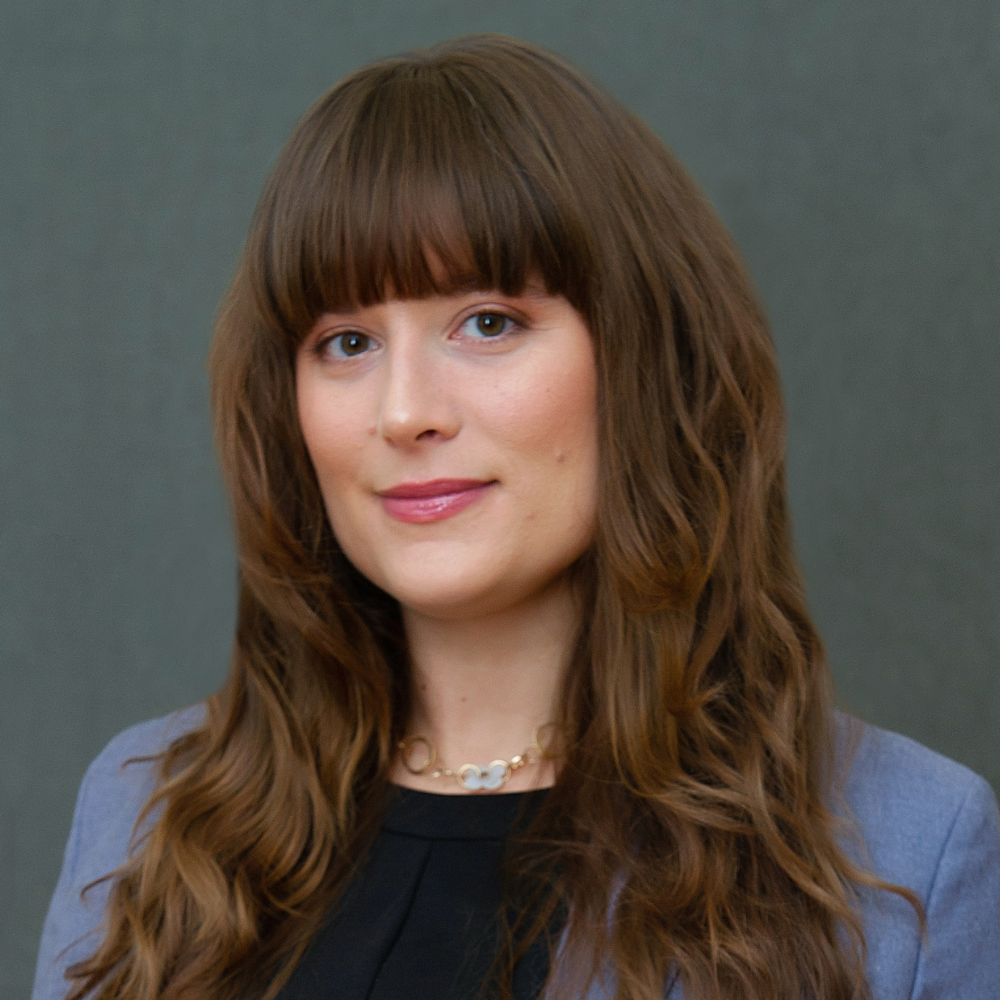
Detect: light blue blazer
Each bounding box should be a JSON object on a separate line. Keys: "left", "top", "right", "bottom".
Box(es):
{"left": 32, "top": 706, "right": 1000, "bottom": 999}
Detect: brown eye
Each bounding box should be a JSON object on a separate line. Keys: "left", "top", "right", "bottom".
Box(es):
{"left": 331, "top": 332, "right": 371, "bottom": 357}
{"left": 471, "top": 312, "right": 510, "bottom": 337}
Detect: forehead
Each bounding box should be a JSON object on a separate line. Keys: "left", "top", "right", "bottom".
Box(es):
{"left": 307, "top": 277, "right": 557, "bottom": 331}
{"left": 298, "top": 225, "right": 558, "bottom": 331}
{"left": 255, "top": 67, "right": 594, "bottom": 344}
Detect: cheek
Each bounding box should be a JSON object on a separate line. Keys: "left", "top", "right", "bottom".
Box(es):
{"left": 296, "top": 377, "right": 369, "bottom": 512}
{"left": 482, "top": 343, "right": 599, "bottom": 507}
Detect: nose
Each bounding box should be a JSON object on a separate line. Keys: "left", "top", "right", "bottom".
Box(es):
{"left": 376, "top": 340, "right": 460, "bottom": 447}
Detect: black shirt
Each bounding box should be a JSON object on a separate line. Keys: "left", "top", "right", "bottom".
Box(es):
{"left": 277, "top": 786, "right": 552, "bottom": 1000}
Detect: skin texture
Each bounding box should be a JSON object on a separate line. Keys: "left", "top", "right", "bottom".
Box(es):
{"left": 295, "top": 285, "right": 599, "bottom": 792}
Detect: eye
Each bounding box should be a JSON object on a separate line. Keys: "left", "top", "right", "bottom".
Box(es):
{"left": 461, "top": 311, "right": 514, "bottom": 338}
{"left": 324, "top": 331, "right": 373, "bottom": 358}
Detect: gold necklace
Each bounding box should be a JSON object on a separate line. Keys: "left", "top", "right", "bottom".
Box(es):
{"left": 397, "top": 725, "right": 556, "bottom": 792}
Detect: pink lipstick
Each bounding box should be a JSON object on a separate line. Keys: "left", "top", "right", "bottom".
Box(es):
{"left": 378, "top": 478, "right": 496, "bottom": 524}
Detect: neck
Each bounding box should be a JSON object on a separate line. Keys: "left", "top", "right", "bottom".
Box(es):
{"left": 392, "top": 574, "right": 578, "bottom": 793}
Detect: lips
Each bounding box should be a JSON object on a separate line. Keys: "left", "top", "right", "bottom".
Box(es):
{"left": 377, "top": 478, "right": 496, "bottom": 523}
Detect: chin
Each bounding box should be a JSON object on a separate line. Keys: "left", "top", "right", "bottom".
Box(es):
{"left": 381, "top": 568, "right": 512, "bottom": 620}
{"left": 339, "top": 532, "right": 586, "bottom": 621}
{"left": 369, "top": 554, "right": 545, "bottom": 620}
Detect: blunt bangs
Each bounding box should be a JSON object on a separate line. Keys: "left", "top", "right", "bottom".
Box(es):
{"left": 251, "top": 47, "right": 598, "bottom": 345}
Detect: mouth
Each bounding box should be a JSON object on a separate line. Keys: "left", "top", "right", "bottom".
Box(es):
{"left": 377, "top": 478, "right": 497, "bottom": 524}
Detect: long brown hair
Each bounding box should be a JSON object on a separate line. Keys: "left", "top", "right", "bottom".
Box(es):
{"left": 68, "top": 34, "right": 916, "bottom": 1000}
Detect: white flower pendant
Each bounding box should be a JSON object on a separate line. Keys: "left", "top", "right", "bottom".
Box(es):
{"left": 458, "top": 760, "right": 511, "bottom": 792}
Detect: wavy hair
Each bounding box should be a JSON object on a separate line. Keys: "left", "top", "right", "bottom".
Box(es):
{"left": 68, "top": 34, "right": 917, "bottom": 1000}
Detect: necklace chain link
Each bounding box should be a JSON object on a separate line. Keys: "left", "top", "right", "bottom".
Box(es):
{"left": 397, "top": 724, "right": 556, "bottom": 792}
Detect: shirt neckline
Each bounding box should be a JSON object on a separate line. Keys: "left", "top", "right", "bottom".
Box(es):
{"left": 382, "top": 784, "right": 550, "bottom": 841}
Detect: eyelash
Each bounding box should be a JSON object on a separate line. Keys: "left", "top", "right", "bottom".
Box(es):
{"left": 458, "top": 311, "right": 518, "bottom": 339}
{"left": 315, "top": 309, "right": 521, "bottom": 361}
{"left": 320, "top": 331, "right": 375, "bottom": 360}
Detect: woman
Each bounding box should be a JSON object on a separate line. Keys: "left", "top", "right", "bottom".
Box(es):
{"left": 33, "top": 34, "right": 1000, "bottom": 1000}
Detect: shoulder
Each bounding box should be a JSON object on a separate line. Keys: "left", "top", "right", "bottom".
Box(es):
{"left": 836, "top": 711, "right": 992, "bottom": 879}
{"left": 834, "top": 712, "right": 1000, "bottom": 998}
{"left": 84, "top": 703, "right": 206, "bottom": 793}
{"left": 32, "top": 704, "right": 207, "bottom": 1000}
{"left": 64, "top": 704, "right": 207, "bottom": 890}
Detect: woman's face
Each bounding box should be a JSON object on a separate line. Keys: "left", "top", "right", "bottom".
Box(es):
{"left": 296, "top": 282, "right": 599, "bottom": 620}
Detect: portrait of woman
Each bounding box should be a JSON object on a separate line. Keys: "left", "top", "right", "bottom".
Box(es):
{"left": 31, "top": 33, "right": 1000, "bottom": 1000}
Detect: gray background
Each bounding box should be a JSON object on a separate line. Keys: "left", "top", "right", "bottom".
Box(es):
{"left": 2, "top": 1, "right": 997, "bottom": 995}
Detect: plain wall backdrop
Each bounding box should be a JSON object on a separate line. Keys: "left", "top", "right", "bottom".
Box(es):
{"left": 2, "top": 2, "right": 998, "bottom": 995}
